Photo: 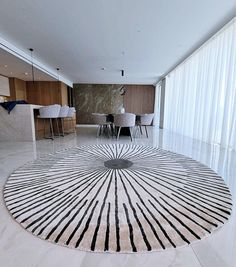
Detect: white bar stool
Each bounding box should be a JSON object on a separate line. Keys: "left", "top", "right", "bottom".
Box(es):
{"left": 37, "top": 104, "right": 61, "bottom": 140}
{"left": 58, "top": 105, "right": 70, "bottom": 136}
{"left": 66, "top": 107, "right": 76, "bottom": 133}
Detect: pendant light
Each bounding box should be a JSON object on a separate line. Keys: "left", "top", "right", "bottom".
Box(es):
{"left": 29, "top": 48, "right": 35, "bottom": 83}
{"left": 56, "top": 67, "right": 60, "bottom": 89}
{"left": 56, "top": 68, "right": 60, "bottom": 80}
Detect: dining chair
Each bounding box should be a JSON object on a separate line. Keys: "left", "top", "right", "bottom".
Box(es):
{"left": 92, "top": 113, "right": 112, "bottom": 137}
{"left": 136, "top": 113, "right": 154, "bottom": 138}
{"left": 113, "top": 113, "right": 136, "bottom": 141}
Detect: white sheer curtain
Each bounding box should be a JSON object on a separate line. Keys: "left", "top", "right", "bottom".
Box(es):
{"left": 153, "top": 81, "right": 162, "bottom": 126}
{"left": 164, "top": 18, "right": 236, "bottom": 149}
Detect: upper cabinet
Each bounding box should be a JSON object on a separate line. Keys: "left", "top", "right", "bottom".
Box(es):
{"left": 0, "top": 75, "right": 10, "bottom": 96}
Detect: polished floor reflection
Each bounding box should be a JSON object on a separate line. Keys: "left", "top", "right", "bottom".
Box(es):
{"left": 0, "top": 126, "right": 235, "bottom": 267}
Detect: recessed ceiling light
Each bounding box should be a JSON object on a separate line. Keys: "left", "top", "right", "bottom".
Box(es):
{"left": 24, "top": 72, "right": 28, "bottom": 75}
{"left": 4, "top": 64, "right": 8, "bottom": 68}
{"left": 10, "top": 72, "right": 13, "bottom": 74}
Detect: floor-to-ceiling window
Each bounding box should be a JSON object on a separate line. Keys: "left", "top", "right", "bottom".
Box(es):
{"left": 164, "top": 18, "right": 236, "bottom": 149}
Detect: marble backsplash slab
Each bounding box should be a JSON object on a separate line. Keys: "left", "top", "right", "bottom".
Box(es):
{"left": 74, "top": 84, "right": 124, "bottom": 124}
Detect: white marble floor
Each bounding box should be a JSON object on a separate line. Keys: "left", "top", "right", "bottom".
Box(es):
{"left": 0, "top": 126, "right": 235, "bottom": 267}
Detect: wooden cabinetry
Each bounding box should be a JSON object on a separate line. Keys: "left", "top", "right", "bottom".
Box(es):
{"left": 0, "top": 75, "right": 10, "bottom": 96}
{"left": 9, "top": 79, "right": 68, "bottom": 106}
{"left": 34, "top": 110, "right": 76, "bottom": 139}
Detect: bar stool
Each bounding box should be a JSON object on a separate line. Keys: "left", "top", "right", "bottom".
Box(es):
{"left": 66, "top": 107, "right": 76, "bottom": 133}
{"left": 37, "top": 104, "right": 61, "bottom": 140}
{"left": 58, "top": 105, "right": 70, "bottom": 136}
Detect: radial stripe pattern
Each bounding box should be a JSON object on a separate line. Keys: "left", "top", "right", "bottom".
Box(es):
{"left": 4, "top": 144, "right": 232, "bottom": 253}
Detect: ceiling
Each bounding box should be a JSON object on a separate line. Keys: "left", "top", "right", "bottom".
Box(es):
{"left": 0, "top": 0, "right": 236, "bottom": 85}
{"left": 0, "top": 48, "right": 56, "bottom": 81}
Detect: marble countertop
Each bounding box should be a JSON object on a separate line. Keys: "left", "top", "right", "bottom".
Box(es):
{"left": 0, "top": 104, "right": 42, "bottom": 141}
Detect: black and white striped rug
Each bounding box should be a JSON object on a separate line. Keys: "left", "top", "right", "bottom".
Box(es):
{"left": 4, "top": 144, "right": 232, "bottom": 253}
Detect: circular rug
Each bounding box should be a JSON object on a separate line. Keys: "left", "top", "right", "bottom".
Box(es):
{"left": 4, "top": 144, "right": 232, "bottom": 253}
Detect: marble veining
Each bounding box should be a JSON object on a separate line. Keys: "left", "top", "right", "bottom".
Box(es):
{"left": 74, "top": 84, "right": 124, "bottom": 124}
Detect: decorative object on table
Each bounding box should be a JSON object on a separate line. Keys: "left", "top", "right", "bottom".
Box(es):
{"left": 119, "top": 85, "right": 126, "bottom": 96}
{"left": 4, "top": 144, "right": 232, "bottom": 253}
{"left": 120, "top": 107, "right": 125, "bottom": 113}
{"left": 0, "top": 100, "right": 28, "bottom": 113}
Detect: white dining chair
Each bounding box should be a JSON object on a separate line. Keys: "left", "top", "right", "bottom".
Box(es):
{"left": 92, "top": 113, "right": 112, "bottom": 138}
{"left": 136, "top": 113, "right": 154, "bottom": 138}
{"left": 113, "top": 113, "right": 136, "bottom": 141}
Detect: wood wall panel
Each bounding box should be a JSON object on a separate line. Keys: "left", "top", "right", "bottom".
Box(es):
{"left": 15, "top": 79, "right": 27, "bottom": 100}
{"left": 9, "top": 78, "right": 27, "bottom": 101}
{"left": 60, "top": 83, "right": 68, "bottom": 106}
{"left": 26, "top": 82, "right": 41, "bottom": 104}
{"left": 124, "top": 85, "right": 155, "bottom": 114}
{"left": 26, "top": 81, "right": 68, "bottom": 106}
{"left": 9, "top": 78, "right": 16, "bottom": 100}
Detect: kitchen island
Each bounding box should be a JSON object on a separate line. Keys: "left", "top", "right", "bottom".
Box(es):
{"left": 0, "top": 104, "right": 41, "bottom": 141}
